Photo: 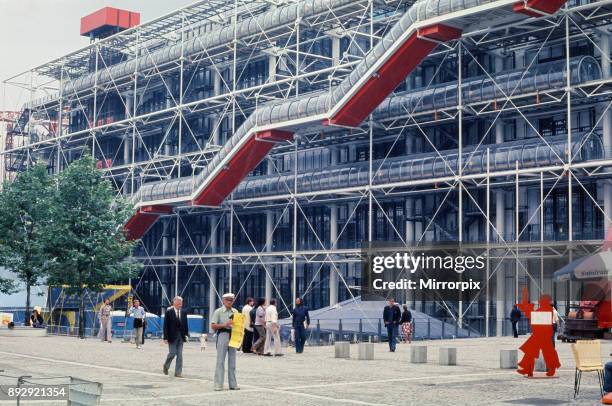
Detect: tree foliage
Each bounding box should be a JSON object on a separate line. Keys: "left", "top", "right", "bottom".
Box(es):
{"left": 44, "top": 155, "right": 140, "bottom": 338}
{"left": 0, "top": 165, "right": 53, "bottom": 324}
{"left": 0, "top": 155, "right": 139, "bottom": 336}
{"left": 0, "top": 277, "right": 16, "bottom": 295}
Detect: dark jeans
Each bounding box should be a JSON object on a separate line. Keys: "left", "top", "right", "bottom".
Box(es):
{"left": 242, "top": 329, "right": 253, "bottom": 353}
{"left": 605, "top": 361, "right": 612, "bottom": 393}
{"left": 386, "top": 323, "right": 398, "bottom": 351}
{"left": 295, "top": 324, "right": 306, "bottom": 353}
{"left": 512, "top": 321, "right": 519, "bottom": 338}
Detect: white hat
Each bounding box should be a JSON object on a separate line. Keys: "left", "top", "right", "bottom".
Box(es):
{"left": 222, "top": 293, "right": 235, "bottom": 300}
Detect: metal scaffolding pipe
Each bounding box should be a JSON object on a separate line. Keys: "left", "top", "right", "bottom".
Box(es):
{"left": 234, "top": 134, "right": 603, "bottom": 200}
{"left": 133, "top": 0, "right": 545, "bottom": 207}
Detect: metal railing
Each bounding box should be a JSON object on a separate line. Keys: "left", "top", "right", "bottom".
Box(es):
{"left": 280, "top": 316, "right": 533, "bottom": 346}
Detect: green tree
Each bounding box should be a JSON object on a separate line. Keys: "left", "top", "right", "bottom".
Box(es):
{"left": 0, "top": 276, "right": 16, "bottom": 295}
{"left": 44, "top": 155, "right": 139, "bottom": 338}
{"left": 0, "top": 165, "right": 53, "bottom": 325}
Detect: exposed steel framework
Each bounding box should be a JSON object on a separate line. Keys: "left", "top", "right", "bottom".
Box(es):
{"left": 3, "top": 0, "right": 612, "bottom": 337}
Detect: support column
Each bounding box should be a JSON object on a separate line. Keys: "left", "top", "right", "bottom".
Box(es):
{"left": 527, "top": 188, "right": 539, "bottom": 240}
{"left": 414, "top": 67, "right": 423, "bottom": 89}
{"left": 492, "top": 54, "right": 507, "bottom": 336}
{"left": 329, "top": 204, "right": 339, "bottom": 306}
{"left": 515, "top": 49, "right": 525, "bottom": 70}
{"left": 165, "top": 123, "right": 173, "bottom": 156}
{"left": 123, "top": 135, "right": 131, "bottom": 166}
{"left": 211, "top": 69, "right": 223, "bottom": 146}
{"left": 348, "top": 144, "right": 357, "bottom": 163}
{"left": 265, "top": 157, "right": 276, "bottom": 301}
{"left": 414, "top": 198, "right": 423, "bottom": 242}
{"left": 265, "top": 210, "right": 274, "bottom": 301}
{"left": 166, "top": 79, "right": 174, "bottom": 110}
{"left": 330, "top": 203, "right": 339, "bottom": 307}
{"left": 208, "top": 215, "right": 218, "bottom": 333}
{"left": 600, "top": 34, "right": 612, "bottom": 231}
{"left": 162, "top": 219, "right": 170, "bottom": 256}
{"left": 405, "top": 197, "right": 415, "bottom": 243}
{"left": 405, "top": 196, "right": 415, "bottom": 306}
{"left": 514, "top": 50, "right": 526, "bottom": 139}
{"left": 123, "top": 93, "right": 134, "bottom": 194}
{"left": 268, "top": 53, "right": 277, "bottom": 83}
{"left": 405, "top": 132, "right": 415, "bottom": 155}
{"left": 496, "top": 190, "right": 506, "bottom": 337}
{"left": 329, "top": 149, "right": 339, "bottom": 306}
{"left": 331, "top": 34, "right": 341, "bottom": 66}
{"left": 515, "top": 118, "right": 525, "bottom": 140}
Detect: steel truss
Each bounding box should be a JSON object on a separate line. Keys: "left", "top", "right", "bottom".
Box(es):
{"left": 3, "top": 0, "right": 612, "bottom": 336}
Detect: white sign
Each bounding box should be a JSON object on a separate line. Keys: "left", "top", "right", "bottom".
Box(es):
{"left": 530, "top": 311, "right": 552, "bottom": 325}
{"left": 0, "top": 312, "right": 14, "bottom": 326}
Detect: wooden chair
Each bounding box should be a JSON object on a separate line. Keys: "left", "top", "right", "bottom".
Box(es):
{"left": 571, "top": 339, "right": 604, "bottom": 398}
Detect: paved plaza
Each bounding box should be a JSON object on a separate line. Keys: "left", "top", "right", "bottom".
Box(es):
{"left": 0, "top": 335, "right": 607, "bottom": 405}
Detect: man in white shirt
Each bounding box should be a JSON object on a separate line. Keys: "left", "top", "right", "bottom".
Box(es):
{"left": 552, "top": 306, "right": 559, "bottom": 347}
{"left": 241, "top": 297, "right": 254, "bottom": 353}
{"left": 264, "top": 299, "right": 282, "bottom": 356}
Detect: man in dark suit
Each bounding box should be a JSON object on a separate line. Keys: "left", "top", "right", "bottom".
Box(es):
{"left": 510, "top": 304, "right": 522, "bottom": 338}
{"left": 383, "top": 298, "right": 401, "bottom": 352}
{"left": 163, "top": 296, "right": 189, "bottom": 377}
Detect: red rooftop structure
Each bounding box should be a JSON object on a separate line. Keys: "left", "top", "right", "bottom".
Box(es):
{"left": 80, "top": 7, "right": 140, "bottom": 39}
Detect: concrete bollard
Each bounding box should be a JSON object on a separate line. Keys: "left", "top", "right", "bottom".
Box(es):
{"left": 535, "top": 356, "right": 546, "bottom": 372}
{"left": 358, "top": 342, "right": 374, "bottom": 360}
{"left": 500, "top": 349, "right": 518, "bottom": 369}
{"left": 439, "top": 347, "right": 457, "bottom": 365}
{"left": 334, "top": 341, "right": 350, "bottom": 359}
{"left": 411, "top": 345, "right": 427, "bottom": 364}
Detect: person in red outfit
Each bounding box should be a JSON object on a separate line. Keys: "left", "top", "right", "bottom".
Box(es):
{"left": 516, "top": 291, "right": 561, "bottom": 377}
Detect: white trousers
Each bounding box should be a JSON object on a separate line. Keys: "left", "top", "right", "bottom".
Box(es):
{"left": 264, "top": 322, "right": 281, "bottom": 355}
{"left": 98, "top": 317, "right": 112, "bottom": 341}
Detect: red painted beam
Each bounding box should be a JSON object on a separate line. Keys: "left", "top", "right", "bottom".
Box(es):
{"left": 513, "top": 0, "right": 566, "bottom": 17}
{"left": 418, "top": 24, "right": 463, "bottom": 42}
{"left": 193, "top": 130, "right": 293, "bottom": 206}
{"left": 124, "top": 205, "right": 173, "bottom": 240}
{"left": 140, "top": 205, "right": 174, "bottom": 215}
{"left": 325, "top": 24, "right": 461, "bottom": 128}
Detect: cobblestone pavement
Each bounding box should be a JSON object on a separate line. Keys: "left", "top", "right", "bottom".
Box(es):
{"left": 0, "top": 335, "right": 607, "bottom": 405}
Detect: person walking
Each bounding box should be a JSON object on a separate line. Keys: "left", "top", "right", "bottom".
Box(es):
{"left": 249, "top": 303, "right": 258, "bottom": 349}
{"left": 552, "top": 305, "right": 559, "bottom": 346}
{"left": 510, "top": 304, "right": 522, "bottom": 338}
{"left": 383, "top": 298, "right": 401, "bottom": 352}
{"left": 264, "top": 299, "right": 282, "bottom": 356}
{"left": 98, "top": 299, "right": 112, "bottom": 342}
{"left": 251, "top": 298, "right": 266, "bottom": 355}
{"left": 128, "top": 299, "right": 146, "bottom": 348}
{"left": 604, "top": 361, "right": 612, "bottom": 393}
{"left": 163, "top": 296, "right": 189, "bottom": 377}
{"left": 291, "top": 297, "right": 310, "bottom": 354}
{"left": 400, "top": 304, "right": 412, "bottom": 344}
{"left": 241, "top": 297, "right": 254, "bottom": 353}
{"left": 211, "top": 293, "right": 239, "bottom": 391}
